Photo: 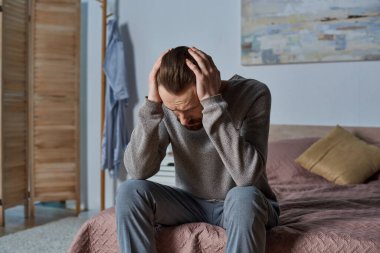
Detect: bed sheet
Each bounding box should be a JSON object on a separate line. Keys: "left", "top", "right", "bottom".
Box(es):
{"left": 68, "top": 138, "right": 380, "bottom": 253}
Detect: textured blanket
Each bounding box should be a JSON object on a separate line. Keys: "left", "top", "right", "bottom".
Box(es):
{"left": 68, "top": 138, "right": 380, "bottom": 253}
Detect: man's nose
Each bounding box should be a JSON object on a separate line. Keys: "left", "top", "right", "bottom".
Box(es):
{"left": 178, "top": 113, "right": 190, "bottom": 125}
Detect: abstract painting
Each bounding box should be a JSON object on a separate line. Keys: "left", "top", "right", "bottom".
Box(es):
{"left": 241, "top": 0, "right": 380, "bottom": 65}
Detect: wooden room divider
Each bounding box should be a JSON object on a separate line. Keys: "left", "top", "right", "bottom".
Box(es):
{"left": 28, "top": 0, "right": 81, "bottom": 218}
{"left": 0, "top": 0, "right": 29, "bottom": 226}
{"left": 0, "top": 0, "right": 81, "bottom": 226}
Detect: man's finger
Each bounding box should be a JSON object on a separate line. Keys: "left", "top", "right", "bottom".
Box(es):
{"left": 206, "top": 55, "right": 216, "bottom": 68}
{"left": 188, "top": 48, "right": 210, "bottom": 72}
{"left": 191, "top": 47, "right": 217, "bottom": 68}
{"left": 191, "top": 47, "right": 209, "bottom": 61}
{"left": 186, "top": 58, "right": 202, "bottom": 77}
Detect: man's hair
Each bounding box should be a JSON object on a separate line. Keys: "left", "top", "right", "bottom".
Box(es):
{"left": 157, "top": 46, "right": 199, "bottom": 94}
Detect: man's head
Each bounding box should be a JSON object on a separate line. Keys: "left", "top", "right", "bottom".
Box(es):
{"left": 157, "top": 46, "right": 203, "bottom": 130}
{"left": 157, "top": 46, "right": 198, "bottom": 93}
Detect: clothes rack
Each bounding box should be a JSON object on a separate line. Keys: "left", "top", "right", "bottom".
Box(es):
{"left": 98, "top": 0, "right": 110, "bottom": 211}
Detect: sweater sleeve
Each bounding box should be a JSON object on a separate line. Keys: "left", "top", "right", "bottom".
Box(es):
{"left": 200, "top": 87, "right": 271, "bottom": 186}
{"left": 124, "top": 99, "right": 170, "bottom": 179}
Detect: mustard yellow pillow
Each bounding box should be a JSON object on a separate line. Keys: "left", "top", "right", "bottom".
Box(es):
{"left": 295, "top": 125, "right": 380, "bottom": 185}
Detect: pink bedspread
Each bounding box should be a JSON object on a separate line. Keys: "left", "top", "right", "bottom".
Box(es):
{"left": 68, "top": 138, "right": 380, "bottom": 253}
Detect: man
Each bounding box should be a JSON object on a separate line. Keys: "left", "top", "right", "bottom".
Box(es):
{"left": 116, "top": 46, "right": 279, "bottom": 253}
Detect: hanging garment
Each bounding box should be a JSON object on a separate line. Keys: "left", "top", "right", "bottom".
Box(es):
{"left": 101, "top": 18, "right": 129, "bottom": 178}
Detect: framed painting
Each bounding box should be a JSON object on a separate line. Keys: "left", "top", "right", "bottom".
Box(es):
{"left": 241, "top": 0, "right": 380, "bottom": 65}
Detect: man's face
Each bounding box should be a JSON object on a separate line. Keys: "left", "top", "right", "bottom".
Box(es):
{"left": 158, "top": 84, "right": 203, "bottom": 130}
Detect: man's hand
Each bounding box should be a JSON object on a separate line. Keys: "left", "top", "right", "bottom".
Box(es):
{"left": 148, "top": 50, "right": 169, "bottom": 103}
{"left": 186, "top": 47, "right": 221, "bottom": 101}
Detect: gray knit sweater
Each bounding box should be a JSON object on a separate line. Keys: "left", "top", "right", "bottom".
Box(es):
{"left": 124, "top": 75, "right": 277, "bottom": 202}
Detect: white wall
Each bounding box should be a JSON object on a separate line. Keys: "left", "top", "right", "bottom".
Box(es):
{"left": 82, "top": 0, "right": 380, "bottom": 210}
{"left": 116, "top": 0, "right": 380, "bottom": 127}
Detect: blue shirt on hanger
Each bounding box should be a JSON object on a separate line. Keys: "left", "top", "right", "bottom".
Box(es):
{"left": 101, "top": 18, "right": 129, "bottom": 178}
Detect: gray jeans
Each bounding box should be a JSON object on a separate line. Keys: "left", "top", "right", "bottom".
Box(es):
{"left": 116, "top": 179, "right": 279, "bottom": 253}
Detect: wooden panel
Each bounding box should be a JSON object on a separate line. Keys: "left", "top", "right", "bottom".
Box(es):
{"left": 29, "top": 0, "right": 80, "bottom": 206}
{"left": 0, "top": 1, "right": 3, "bottom": 224}
{"left": 1, "top": 0, "right": 28, "bottom": 210}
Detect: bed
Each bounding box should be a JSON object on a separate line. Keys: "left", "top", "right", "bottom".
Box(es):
{"left": 68, "top": 125, "right": 380, "bottom": 253}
